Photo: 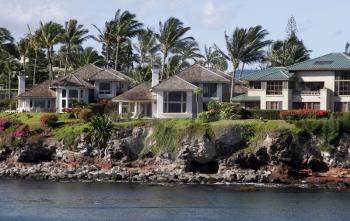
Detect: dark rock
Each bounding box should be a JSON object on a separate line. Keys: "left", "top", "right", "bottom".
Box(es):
{"left": 17, "top": 146, "right": 55, "bottom": 163}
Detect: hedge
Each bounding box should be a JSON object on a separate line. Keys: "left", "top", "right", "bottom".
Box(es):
{"left": 248, "top": 110, "right": 281, "bottom": 120}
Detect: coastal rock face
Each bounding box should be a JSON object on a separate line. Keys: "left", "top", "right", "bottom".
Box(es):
{"left": 330, "top": 138, "right": 350, "bottom": 168}
{"left": 213, "top": 126, "right": 246, "bottom": 159}
{"left": 105, "top": 126, "right": 150, "bottom": 161}
{"left": 17, "top": 145, "right": 56, "bottom": 163}
{"left": 0, "top": 147, "right": 11, "bottom": 161}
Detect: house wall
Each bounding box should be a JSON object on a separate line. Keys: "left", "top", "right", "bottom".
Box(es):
{"left": 17, "top": 98, "right": 56, "bottom": 112}
{"left": 154, "top": 91, "right": 193, "bottom": 118}
{"left": 56, "top": 87, "right": 89, "bottom": 113}
{"left": 94, "top": 81, "right": 128, "bottom": 100}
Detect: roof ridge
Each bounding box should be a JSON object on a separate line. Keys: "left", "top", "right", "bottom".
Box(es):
{"left": 279, "top": 69, "right": 289, "bottom": 78}
{"left": 196, "top": 64, "right": 231, "bottom": 81}
{"left": 174, "top": 75, "right": 198, "bottom": 88}
{"left": 105, "top": 69, "right": 126, "bottom": 80}
{"left": 341, "top": 52, "right": 350, "bottom": 60}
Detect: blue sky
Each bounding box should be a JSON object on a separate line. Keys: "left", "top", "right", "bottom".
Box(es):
{"left": 1, "top": 0, "right": 350, "bottom": 68}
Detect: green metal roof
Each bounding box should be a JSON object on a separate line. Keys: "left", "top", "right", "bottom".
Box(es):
{"left": 231, "top": 94, "right": 260, "bottom": 102}
{"left": 288, "top": 53, "right": 350, "bottom": 71}
{"left": 241, "top": 67, "right": 292, "bottom": 81}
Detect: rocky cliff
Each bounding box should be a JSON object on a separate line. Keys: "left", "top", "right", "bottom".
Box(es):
{"left": 0, "top": 122, "right": 349, "bottom": 188}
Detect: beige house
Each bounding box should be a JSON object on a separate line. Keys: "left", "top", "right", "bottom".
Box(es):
{"left": 113, "top": 64, "right": 246, "bottom": 118}
{"left": 17, "top": 64, "right": 132, "bottom": 112}
{"left": 233, "top": 53, "right": 350, "bottom": 112}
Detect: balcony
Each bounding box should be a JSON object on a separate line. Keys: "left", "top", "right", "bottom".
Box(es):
{"left": 293, "top": 90, "right": 320, "bottom": 96}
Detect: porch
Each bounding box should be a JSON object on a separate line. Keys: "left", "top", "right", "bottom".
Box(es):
{"left": 117, "top": 101, "right": 152, "bottom": 118}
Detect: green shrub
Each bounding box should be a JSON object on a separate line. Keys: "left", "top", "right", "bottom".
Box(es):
{"left": 197, "top": 110, "right": 220, "bottom": 123}
{"left": 89, "top": 115, "right": 114, "bottom": 152}
{"left": 0, "top": 99, "right": 16, "bottom": 110}
{"left": 88, "top": 103, "right": 105, "bottom": 115}
{"left": 39, "top": 114, "right": 58, "bottom": 128}
{"left": 205, "top": 100, "right": 249, "bottom": 120}
{"left": 249, "top": 110, "right": 280, "bottom": 120}
{"left": 78, "top": 108, "right": 93, "bottom": 122}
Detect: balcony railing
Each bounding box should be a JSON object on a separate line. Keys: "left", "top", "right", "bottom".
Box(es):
{"left": 293, "top": 90, "right": 320, "bottom": 96}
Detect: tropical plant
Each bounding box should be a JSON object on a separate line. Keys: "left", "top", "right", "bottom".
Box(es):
{"left": 133, "top": 28, "right": 160, "bottom": 67}
{"left": 266, "top": 33, "right": 310, "bottom": 67}
{"left": 36, "top": 21, "right": 64, "bottom": 80}
{"left": 109, "top": 9, "right": 143, "bottom": 70}
{"left": 92, "top": 22, "right": 114, "bottom": 67}
{"left": 74, "top": 47, "right": 104, "bottom": 68}
{"left": 26, "top": 25, "right": 40, "bottom": 85}
{"left": 89, "top": 115, "right": 114, "bottom": 158}
{"left": 200, "top": 45, "right": 228, "bottom": 71}
{"left": 156, "top": 17, "right": 194, "bottom": 79}
{"left": 60, "top": 19, "right": 90, "bottom": 75}
{"left": 193, "top": 87, "right": 202, "bottom": 115}
{"left": 215, "top": 26, "right": 271, "bottom": 98}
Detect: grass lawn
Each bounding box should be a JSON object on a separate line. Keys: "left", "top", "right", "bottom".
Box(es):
{"left": 0, "top": 112, "right": 79, "bottom": 129}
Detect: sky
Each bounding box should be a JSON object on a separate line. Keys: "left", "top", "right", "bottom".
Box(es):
{"left": 1, "top": 0, "right": 350, "bottom": 69}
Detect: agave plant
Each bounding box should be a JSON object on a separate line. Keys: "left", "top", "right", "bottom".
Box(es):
{"left": 89, "top": 115, "right": 114, "bottom": 158}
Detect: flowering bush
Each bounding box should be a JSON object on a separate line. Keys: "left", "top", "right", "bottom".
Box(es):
{"left": 0, "top": 118, "right": 11, "bottom": 131}
{"left": 280, "top": 109, "right": 329, "bottom": 120}
{"left": 13, "top": 125, "right": 29, "bottom": 138}
{"left": 39, "top": 114, "right": 58, "bottom": 127}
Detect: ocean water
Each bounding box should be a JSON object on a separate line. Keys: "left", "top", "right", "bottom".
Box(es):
{"left": 0, "top": 179, "right": 349, "bottom": 221}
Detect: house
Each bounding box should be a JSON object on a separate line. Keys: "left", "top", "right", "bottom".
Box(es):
{"left": 112, "top": 64, "right": 246, "bottom": 118}
{"left": 232, "top": 52, "right": 350, "bottom": 112}
{"left": 17, "top": 64, "right": 133, "bottom": 112}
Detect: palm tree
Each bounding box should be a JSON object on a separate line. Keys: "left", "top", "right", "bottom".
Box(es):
{"left": 92, "top": 22, "right": 114, "bottom": 67}
{"left": 215, "top": 26, "right": 271, "bottom": 98}
{"left": 109, "top": 9, "right": 143, "bottom": 71}
{"left": 26, "top": 25, "right": 40, "bottom": 85}
{"left": 156, "top": 17, "right": 194, "bottom": 79}
{"left": 36, "top": 21, "right": 64, "bottom": 80}
{"left": 200, "top": 45, "right": 228, "bottom": 71}
{"left": 75, "top": 47, "right": 104, "bottom": 67}
{"left": 60, "top": 19, "right": 90, "bottom": 75}
{"left": 16, "top": 38, "right": 30, "bottom": 72}
{"left": 193, "top": 86, "right": 202, "bottom": 115}
{"left": 266, "top": 33, "right": 310, "bottom": 67}
{"left": 133, "top": 28, "right": 160, "bottom": 67}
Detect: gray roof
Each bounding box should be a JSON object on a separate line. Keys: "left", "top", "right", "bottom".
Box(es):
{"left": 113, "top": 81, "right": 153, "bottom": 101}
{"left": 51, "top": 73, "right": 95, "bottom": 88}
{"left": 17, "top": 80, "right": 56, "bottom": 98}
{"left": 242, "top": 67, "right": 293, "bottom": 81}
{"left": 153, "top": 76, "right": 198, "bottom": 91}
{"left": 231, "top": 94, "right": 260, "bottom": 102}
{"left": 72, "top": 64, "right": 133, "bottom": 82}
{"left": 177, "top": 64, "right": 231, "bottom": 83}
{"left": 288, "top": 53, "right": 350, "bottom": 71}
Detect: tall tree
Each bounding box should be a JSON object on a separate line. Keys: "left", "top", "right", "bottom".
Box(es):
{"left": 26, "top": 25, "right": 40, "bottom": 85}
{"left": 200, "top": 45, "right": 228, "bottom": 71}
{"left": 60, "top": 19, "right": 90, "bottom": 75}
{"left": 133, "top": 28, "right": 160, "bottom": 67}
{"left": 92, "top": 22, "right": 114, "bottom": 67}
{"left": 74, "top": 47, "right": 104, "bottom": 68}
{"left": 156, "top": 17, "right": 194, "bottom": 79}
{"left": 215, "top": 26, "right": 271, "bottom": 98}
{"left": 267, "top": 17, "right": 310, "bottom": 67}
{"left": 109, "top": 9, "right": 143, "bottom": 71}
{"left": 36, "top": 21, "right": 64, "bottom": 80}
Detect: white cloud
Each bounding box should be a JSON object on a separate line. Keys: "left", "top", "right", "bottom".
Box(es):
{"left": 200, "top": 0, "right": 233, "bottom": 28}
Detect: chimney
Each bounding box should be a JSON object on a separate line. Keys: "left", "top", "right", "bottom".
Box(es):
{"left": 151, "top": 64, "right": 160, "bottom": 87}
{"left": 17, "top": 71, "right": 26, "bottom": 95}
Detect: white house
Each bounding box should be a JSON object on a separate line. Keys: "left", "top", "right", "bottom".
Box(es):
{"left": 17, "top": 64, "right": 133, "bottom": 112}
{"left": 232, "top": 53, "right": 350, "bottom": 112}
{"left": 112, "top": 64, "right": 246, "bottom": 118}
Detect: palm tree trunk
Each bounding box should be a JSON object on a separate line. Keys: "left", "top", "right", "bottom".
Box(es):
{"left": 230, "top": 63, "right": 239, "bottom": 100}
{"left": 33, "top": 50, "right": 38, "bottom": 85}
{"left": 48, "top": 47, "right": 53, "bottom": 80}
{"left": 114, "top": 39, "right": 120, "bottom": 71}
{"left": 64, "top": 44, "right": 70, "bottom": 76}
{"left": 161, "top": 53, "right": 167, "bottom": 79}
{"left": 239, "top": 63, "right": 245, "bottom": 79}
{"left": 105, "top": 43, "right": 109, "bottom": 68}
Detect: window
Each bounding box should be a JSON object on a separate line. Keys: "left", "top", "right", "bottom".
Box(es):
{"left": 335, "top": 72, "right": 350, "bottom": 95}
{"left": 69, "top": 89, "right": 78, "bottom": 98}
{"left": 203, "top": 83, "right": 217, "bottom": 97}
{"left": 163, "top": 91, "right": 187, "bottom": 113}
{"left": 33, "top": 99, "right": 45, "bottom": 108}
{"left": 266, "top": 81, "right": 283, "bottom": 95}
{"left": 249, "top": 82, "right": 261, "bottom": 89}
{"left": 99, "top": 82, "right": 111, "bottom": 94}
{"left": 62, "top": 89, "right": 66, "bottom": 98}
{"left": 266, "top": 101, "right": 282, "bottom": 110}
{"left": 334, "top": 102, "right": 349, "bottom": 112}
{"left": 62, "top": 100, "right": 66, "bottom": 109}
{"left": 293, "top": 102, "right": 320, "bottom": 110}
{"left": 47, "top": 100, "right": 51, "bottom": 109}
{"left": 30, "top": 100, "right": 33, "bottom": 108}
